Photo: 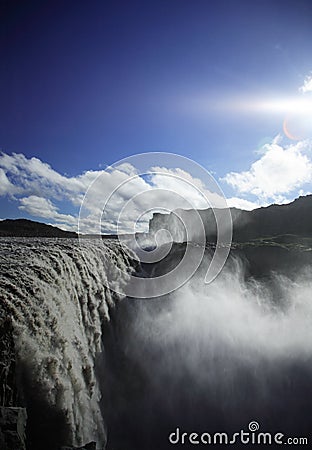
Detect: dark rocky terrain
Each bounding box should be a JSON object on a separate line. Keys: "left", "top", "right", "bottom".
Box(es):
{"left": 149, "top": 195, "right": 312, "bottom": 243}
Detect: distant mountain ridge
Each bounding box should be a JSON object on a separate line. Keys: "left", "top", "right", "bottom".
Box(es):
{"left": 2, "top": 195, "right": 312, "bottom": 241}
{"left": 0, "top": 219, "right": 77, "bottom": 238}
{"left": 231, "top": 194, "right": 312, "bottom": 241}
{"left": 149, "top": 195, "right": 312, "bottom": 242}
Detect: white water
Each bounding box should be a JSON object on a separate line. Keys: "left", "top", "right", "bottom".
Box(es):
{"left": 106, "top": 253, "right": 312, "bottom": 446}
{"left": 126, "top": 253, "right": 312, "bottom": 395}
{"left": 135, "top": 264, "right": 312, "bottom": 367}
{"left": 2, "top": 237, "right": 312, "bottom": 448}
{"left": 0, "top": 237, "right": 135, "bottom": 447}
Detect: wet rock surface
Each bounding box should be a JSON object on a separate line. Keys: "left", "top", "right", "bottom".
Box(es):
{"left": 0, "top": 407, "right": 27, "bottom": 450}
{"left": 61, "top": 442, "right": 97, "bottom": 450}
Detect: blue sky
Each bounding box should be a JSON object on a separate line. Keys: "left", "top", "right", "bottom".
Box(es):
{"left": 1, "top": 0, "right": 312, "bottom": 232}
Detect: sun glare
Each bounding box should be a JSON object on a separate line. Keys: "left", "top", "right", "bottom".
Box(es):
{"left": 254, "top": 97, "right": 312, "bottom": 115}
{"left": 221, "top": 95, "right": 312, "bottom": 140}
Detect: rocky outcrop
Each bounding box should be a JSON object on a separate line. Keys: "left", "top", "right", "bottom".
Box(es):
{"left": 149, "top": 195, "right": 312, "bottom": 243}
{"left": 61, "top": 442, "right": 97, "bottom": 450}
{"left": 0, "top": 319, "right": 26, "bottom": 449}
{"left": 0, "top": 407, "right": 27, "bottom": 450}
{"left": 0, "top": 318, "right": 17, "bottom": 407}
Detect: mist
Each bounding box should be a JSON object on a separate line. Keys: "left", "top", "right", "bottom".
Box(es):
{"left": 1, "top": 237, "right": 312, "bottom": 449}
{"left": 103, "top": 253, "right": 312, "bottom": 449}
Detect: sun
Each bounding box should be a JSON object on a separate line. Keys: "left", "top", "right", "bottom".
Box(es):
{"left": 248, "top": 96, "right": 312, "bottom": 141}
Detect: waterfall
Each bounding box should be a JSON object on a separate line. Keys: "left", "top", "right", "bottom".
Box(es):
{"left": 0, "top": 237, "right": 135, "bottom": 448}
{"left": 2, "top": 236, "right": 312, "bottom": 449}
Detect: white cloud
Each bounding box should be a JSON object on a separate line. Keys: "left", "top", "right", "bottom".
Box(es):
{"left": 3, "top": 147, "right": 311, "bottom": 234}
{"left": 19, "top": 196, "right": 58, "bottom": 217}
{"left": 223, "top": 140, "right": 312, "bottom": 201}
{"left": 19, "top": 195, "right": 78, "bottom": 227}
{"left": 0, "top": 152, "right": 237, "bottom": 234}
{"left": 299, "top": 74, "right": 312, "bottom": 94}
{"left": 0, "top": 168, "right": 18, "bottom": 196}
{"left": 79, "top": 166, "right": 229, "bottom": 234}
{"left": 46, "top": 222, "right": 78, "bottom": 232}
{"left": 148, "top": 167, "right": 231, "bottom": 209}
{"left": 226, "top": 197, "right": 262, "bottom": 210}
{"left": 0, "top": 152, "right": 103, "bottom": 199}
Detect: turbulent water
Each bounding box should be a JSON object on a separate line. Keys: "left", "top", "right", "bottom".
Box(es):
{"left": 1, "top": 238, "right": 312, "bottom": 449}
{"left": 0, "top": 237, "right": 135, "bottom": 449}
{"left": 103, "top": 249, "right": 312, "bottom": 449}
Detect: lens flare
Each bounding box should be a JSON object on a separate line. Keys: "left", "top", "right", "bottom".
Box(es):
{"left": 283, "top": 117, "right": 301, "bottom": 141}
{"left": 282, "top": 112, "right": 312, "bottom": 140}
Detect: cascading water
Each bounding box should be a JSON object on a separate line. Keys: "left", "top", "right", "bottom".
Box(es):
{"left": 102, "top": 247, "right": 312, "bottom": 450}
{"left": 0, "top": 237, "right": 135, "bottom": 449}
{"left": 1, "top": 235, "right": 312, "bottom": 450}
